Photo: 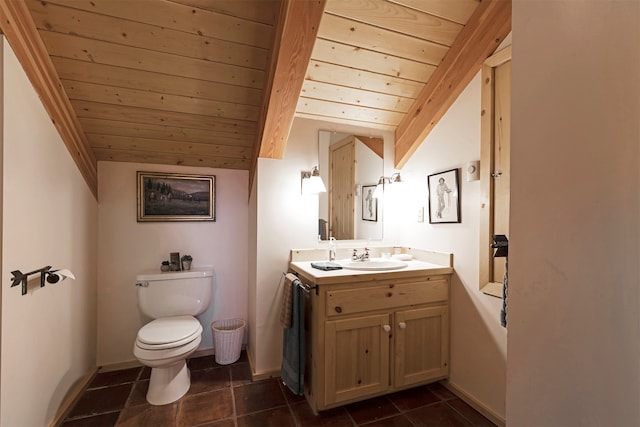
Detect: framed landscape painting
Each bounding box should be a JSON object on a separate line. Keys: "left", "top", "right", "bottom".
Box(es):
{"left": 137, "top": 172, "right": 216, "bottom": 222}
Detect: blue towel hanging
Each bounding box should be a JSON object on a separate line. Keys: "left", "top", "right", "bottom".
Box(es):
{"left": 281, "top": 280, "right": 305, "bottom": 395}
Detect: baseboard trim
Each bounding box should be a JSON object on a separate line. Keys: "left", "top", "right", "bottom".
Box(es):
{"left": 251, "top": 368, "right": 280, "bottom": 381}
{"left": 97, "top": 347, "right": 223, "bottom": 373}
{"left": 97, "top": 359, "right": 141, "bottom": 373}
{"left": 246, "top": 346, "right": 280, "bottom": 381}
{"left": 441, "top": 380, "right": 505, "bottom": 427}
{"left": 49, "top": 367, "right": 98, "bottom": 427}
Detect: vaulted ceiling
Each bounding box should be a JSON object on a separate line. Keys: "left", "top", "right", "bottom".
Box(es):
{"left": 0, "top": 0, "right": 511, "bottom": 197}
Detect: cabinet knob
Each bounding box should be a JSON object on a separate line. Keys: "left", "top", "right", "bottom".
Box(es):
{"left": 398, "top": 322, "right": 406, "bottom": 329}
{"left": 334, "top": 306, "right": 342, "bottom": 314}
{"left": 382, "top": 324, "right": 391, "bottom": 333}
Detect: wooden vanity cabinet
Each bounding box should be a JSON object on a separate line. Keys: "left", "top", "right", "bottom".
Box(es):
{"left": 295, "top": 271, "right": 450, "bottom": 412}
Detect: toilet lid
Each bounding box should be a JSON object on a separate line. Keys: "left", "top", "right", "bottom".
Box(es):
{"left": 137, "top": 315, "right": 202, "bottom": 348}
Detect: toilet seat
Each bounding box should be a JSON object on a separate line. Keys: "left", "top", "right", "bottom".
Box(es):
{"left": 136, "top": 315, "right": 203, "bottom": 350}
{"left": 134, "top": 333, "right": 202, "bottom": 362}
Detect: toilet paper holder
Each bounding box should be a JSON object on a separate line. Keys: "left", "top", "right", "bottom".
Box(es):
{"left": 10, "top": 265, "right": 75, "bottom": 295}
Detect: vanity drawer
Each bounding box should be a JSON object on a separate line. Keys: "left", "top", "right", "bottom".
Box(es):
{"left": 326, "top": 279, "right": 448, "bottom": 317}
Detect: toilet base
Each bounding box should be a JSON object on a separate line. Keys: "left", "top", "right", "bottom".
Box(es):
{"left": 146, "top": 360, "right": 191, "bottom": 405}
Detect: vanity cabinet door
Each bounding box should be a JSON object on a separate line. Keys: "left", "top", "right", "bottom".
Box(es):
{"left": 394, "top": 305, "right": 449, "bottom": 388}
{"left": 324, "top": 313, "right": 391, "bottom": 405}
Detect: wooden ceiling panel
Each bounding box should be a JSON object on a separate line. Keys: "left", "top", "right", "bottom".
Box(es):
{"left": 39, "top": 32, "right": 265, "bottom": 88}
{"left": 17, "top": 0, "right": 279, "bottom": 177}
{"left": 296, "top": 97, "right": 405, "bottom": 127}
{"left": 296, "top": 0, "right": 467, "bottom": 127}
{"left": 170, "top": 0, "right": 280, "bottom": 26}
{"left": 301, "top": 80, "right": 414, "bottom": 112}
{"left": 88, "top": 134, "right": 251, "bottom": 158}
{"left": 62, "top": 80, "right": 261, "bottom": 122}
{"left": 311, "top": 39, "right": 436, "bottom": 83}
{"left": 317, "top": 13, "right": 448, "bottom": 66}
{"left": 93, "top": 148, "right": 249, "bottom": 169}
{"left": 325, "top": 0, "right": 463, "bottom": 46}
{"left": 38, "top": 0, "right": 274, "bottom": 48}
{"left": 1, "top": 0, "right": 510, "bottom": 195}
{"left": 390, "top": 0, "right": 480, "bottom": 25}
{"left": 79, "top": 118, "right": 255, "bottom": 147}
{"left": 51, "top": 58, "right": 263, "bottom": 106}
{"left": 296, "top": 0, "right": 510, "bottom": 158}
{"left": 306, "top": 60, "right": 424, "bottom": 97}
{"left": 28, "top": 1, "right": 269, "bottom": 69}
{"left": 72, "top": 101, "right": 258, "bottom": 137}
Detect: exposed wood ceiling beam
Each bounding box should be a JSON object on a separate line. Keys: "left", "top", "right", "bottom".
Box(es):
{"left": 0, "top": 0, "right": 97, "bottom": 198}
{"left": 394, "top": 0, "right": 511, "bottom": 169}
{"left": 251, "top": 0, "right": 325, "bottom": 187}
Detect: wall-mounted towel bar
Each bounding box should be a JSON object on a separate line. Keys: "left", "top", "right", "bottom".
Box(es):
{"left": 298, "top": 281, "right": 317, "bottom": 295}
{"left": 283, "top": 272, "right": 318, "bottom": 295}
{"left": 10, "top": 266, "right": 75, "bottom": 295}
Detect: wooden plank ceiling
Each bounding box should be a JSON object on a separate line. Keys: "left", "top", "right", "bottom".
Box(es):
{"left": 0, "top": 0, "right": 511, "bottom": 196}
{"left": 298, "top": 0, "right": 478, "bottom": 129}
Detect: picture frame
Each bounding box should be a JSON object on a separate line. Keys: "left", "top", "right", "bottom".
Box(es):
{"left": 137, "top": 172, "right": 216, "bottom": 222}
{"left": 361, "top": 184, "right": 378, "bottom": 222}
{"left": 428, "top": 168, "right": 460, "bottom": 224}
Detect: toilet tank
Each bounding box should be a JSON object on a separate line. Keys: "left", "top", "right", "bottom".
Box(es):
{"left": 135, "top": 268, "right": 213, "bottom": 318}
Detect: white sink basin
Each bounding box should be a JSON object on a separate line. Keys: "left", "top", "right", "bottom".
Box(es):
{"left": 340, "top": 259, "right": 408, "bottom": 271}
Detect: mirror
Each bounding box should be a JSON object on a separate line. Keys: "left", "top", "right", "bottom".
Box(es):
{"left": 318, "top": 130, "right": 384, "bottom": 241}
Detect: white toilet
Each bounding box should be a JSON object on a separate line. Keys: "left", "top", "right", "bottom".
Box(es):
{"left": 133, "top": 268, "right": 213, "bottom": 405}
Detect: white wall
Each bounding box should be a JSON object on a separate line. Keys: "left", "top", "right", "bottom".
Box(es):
{"left": 97, "top": 162, "right": 248, "bottom": 366}
{"left": 384, "top": 73, "right": 507, "bottom": 419}
{"left": 508, "top": 1, "right": 640, "bottom": 425}
{"left": 0, "top": 39, "right": 98, "bottom": 426}
{"left": 249, "top": 118, "right": 394, "bottom": 374}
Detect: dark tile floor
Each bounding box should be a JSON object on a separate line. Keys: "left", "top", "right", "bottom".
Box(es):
{"left": 62, "top": 352, "right": 495, "bottom": 426}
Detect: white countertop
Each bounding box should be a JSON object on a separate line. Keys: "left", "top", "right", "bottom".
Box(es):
{"left": 289, "top": 258, "right": 453, "bottom": 282}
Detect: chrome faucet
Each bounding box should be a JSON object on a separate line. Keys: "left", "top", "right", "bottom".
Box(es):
{"left": 351, "top": 248, "right": 370, "bottom": 261}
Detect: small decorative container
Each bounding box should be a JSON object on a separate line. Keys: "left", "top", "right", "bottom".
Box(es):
{"left": 160, "top": 261, "right": 170, "bottom": 272}
{"left": 181, "top": 255, "right": 193, "bottom": 271}
{"left": 170, "top": 252, "right": 181, "bottom": 271}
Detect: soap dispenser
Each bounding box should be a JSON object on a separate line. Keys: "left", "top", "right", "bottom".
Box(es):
{"left": 328, "top": 236, "right": 336, "bottom": 261}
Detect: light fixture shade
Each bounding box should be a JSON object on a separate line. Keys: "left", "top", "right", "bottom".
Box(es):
{"left": 301, "top": 166, "right": 326, "bottom": 194}
{"left": 373, "top": 173, "right": 402, "bottom": 199}
{"left": 373, "top": 184, "right": 384, "bottom": 198}
{"left": 308, "top": 175, "right": 327, "bottom": 193}
{"left": 373, "top": 176, "right": 385, "bottom": 198}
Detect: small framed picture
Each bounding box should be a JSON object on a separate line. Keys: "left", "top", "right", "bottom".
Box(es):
{"left": 137, "top": 172, "right": 216, "bottom": 222}
{"left": 361, "top": 184, "right": 378, "bottom": 222}
{"left": 428, "top": 168, "right": 460, "bottom": 224}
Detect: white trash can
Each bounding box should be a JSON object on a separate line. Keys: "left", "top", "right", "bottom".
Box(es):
{"left": 211, "top": 318, "right": 245, "bottom": 365}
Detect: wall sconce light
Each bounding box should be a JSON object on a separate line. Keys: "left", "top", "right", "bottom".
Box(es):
{"left": 373, "top": 173, "right": 402, "bottom": 198}
{"left": 301, "top": 166, "right": 327, "bottom": 194}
